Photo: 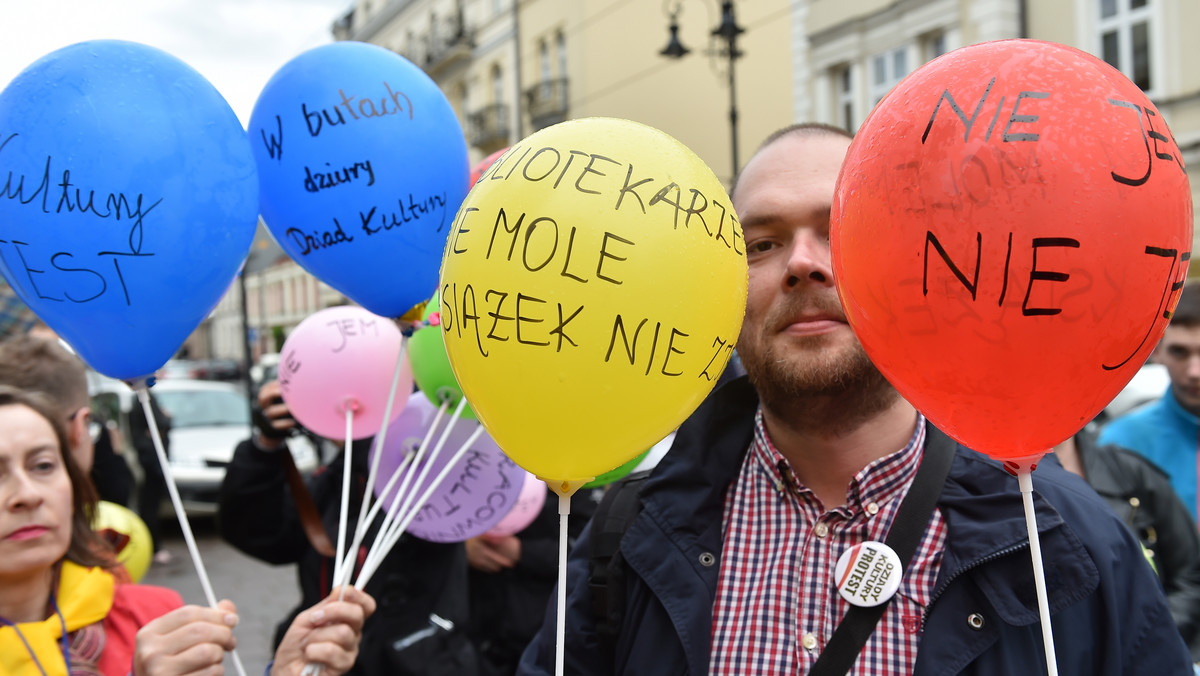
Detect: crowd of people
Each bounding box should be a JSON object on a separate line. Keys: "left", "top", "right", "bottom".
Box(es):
{"left": 0, "top": 120, "right": 1199, "bottom": 675}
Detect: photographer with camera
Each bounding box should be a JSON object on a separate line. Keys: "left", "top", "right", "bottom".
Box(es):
{"left": 217, "top": 380, "right": 478, "bottom": 676}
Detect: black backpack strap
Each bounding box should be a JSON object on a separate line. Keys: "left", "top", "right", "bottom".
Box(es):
{"left": 588, "top": 470, "right": 653, "bottom": 649}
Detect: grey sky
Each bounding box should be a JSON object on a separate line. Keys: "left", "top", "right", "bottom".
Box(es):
{"left": 0, "top": 0, "right": 353, "bottom": 126}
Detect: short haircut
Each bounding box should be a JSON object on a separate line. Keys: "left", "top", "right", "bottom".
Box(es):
{"left": 0, "top": 385, "right": 112, "bottom": 570}
{"left": 0, "top": 335, "right": 89, "bottom": 417}
{"left": 1171, "top": 281, "right": 1200, "bottom": 328}
{"left": 732, "top": 122, "right": 855, "bottom": 199}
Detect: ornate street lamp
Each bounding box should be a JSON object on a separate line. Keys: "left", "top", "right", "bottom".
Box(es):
{"left": 659, "top": 0, "right": 744, "bottom": 180}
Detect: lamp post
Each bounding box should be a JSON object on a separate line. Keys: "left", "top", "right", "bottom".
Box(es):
{"left": 660, "top": 0, "right": 744, "bottom": 181}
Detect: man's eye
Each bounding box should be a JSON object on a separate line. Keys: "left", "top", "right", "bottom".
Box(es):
{"left": 747, "top": 240, "right": 775, "bottom": 254}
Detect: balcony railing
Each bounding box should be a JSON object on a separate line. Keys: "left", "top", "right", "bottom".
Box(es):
{"left": 468, "top": 103, "right": 510, "bottom": 151}
{"left": 525, "top": 78, "right": 569, "bottom": 131}
{"left": 425, "top": 10, "right": 473, "bottom": 76}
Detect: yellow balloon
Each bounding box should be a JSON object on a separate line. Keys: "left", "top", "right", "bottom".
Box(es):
{"left": 439, "top": 118, "right": 747, "bottom": 483}
{"left": 93, "top": 501, "right": 153, "bottom": 583}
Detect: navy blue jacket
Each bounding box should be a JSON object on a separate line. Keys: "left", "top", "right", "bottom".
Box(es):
{"left": 518, "top": 377, "right": 1192, "bottom": 675}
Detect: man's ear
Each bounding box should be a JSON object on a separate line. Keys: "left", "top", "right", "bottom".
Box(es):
{"left": 67, "top": 406, "right": 90, "bottom": 446}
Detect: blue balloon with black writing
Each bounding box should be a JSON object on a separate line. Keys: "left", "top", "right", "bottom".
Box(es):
{"left": 250, "top": 41, "right": 469, "bottom": 319}
{"left": 0, "top": 40, "right": 257, "bottom": 381}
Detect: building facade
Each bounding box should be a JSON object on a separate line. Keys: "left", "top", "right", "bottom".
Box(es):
{"left": 199, "top": 0, "right": 1199, "bottom": 362}
{"left": 792, "top": 0, "right": 1200, "bottom": 253}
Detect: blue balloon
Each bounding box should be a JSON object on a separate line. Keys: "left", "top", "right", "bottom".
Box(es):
{"left": 250, "top": 41, "right": 469, "bottom": 319}
{"left": 0, "top": 40, "right": 258, "bottom": 381}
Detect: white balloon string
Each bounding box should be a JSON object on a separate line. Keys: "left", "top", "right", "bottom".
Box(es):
{"left": 339, "top": 342, "right": 409, "bottom": 587}
{"left": 374, "top": 396, "right": 468, "bottom": 557}
{"left": 135, "top": 386, "right": 248, "bottom": 676}
{"left": 355, "top": 398, "right": 451, "bottom": 586}
{"left": 555, "top": 492, "right": 571, "bottom": 676}
{"left": 1018, "top": 469, "right": 1059, "bottom": 676}
{"left": 331, "top": 407, "right": 354, "bottom": 593}
{"left": 358, "top": 397, "right": 465, "bottom": 585}
{"left": 336, "top": 452, "right": 415, "bottom": 588}
{"left": 351, "top": 338, "right": 407, "bottom": 554}
{"left": 356, "top": 422, "right": 483, "bottom": 590}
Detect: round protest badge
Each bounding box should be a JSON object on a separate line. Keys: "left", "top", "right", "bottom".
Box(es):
{"left": 834, "top": 542, "right": 903, "bottom": 608}
{"left": 439, "top": 117, "right": 748, "bottom": 485}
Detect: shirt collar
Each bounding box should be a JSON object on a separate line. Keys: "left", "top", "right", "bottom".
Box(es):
{"left": 750, "top": 408, "right": 926, "bottom": 512}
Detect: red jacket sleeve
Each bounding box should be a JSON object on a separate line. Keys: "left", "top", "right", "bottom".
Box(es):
{"left": 98, "top": 584, "right": 184, "bottom": 676}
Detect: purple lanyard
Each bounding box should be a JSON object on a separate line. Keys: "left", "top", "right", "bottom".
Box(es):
{"left": 0, "top": 593, "right": 71, "bottom": 676}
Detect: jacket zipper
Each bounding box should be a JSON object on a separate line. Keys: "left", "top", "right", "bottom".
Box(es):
{"left": 922, "top": 542, "right": 1029, "bottom": 623}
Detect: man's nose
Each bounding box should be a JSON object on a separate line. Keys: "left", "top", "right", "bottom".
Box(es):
{"left": 784, "top": 230, "right": 834, "bottom": 288}
{"left": 1187, "top": 354, "right": 1200, "bottom": 379}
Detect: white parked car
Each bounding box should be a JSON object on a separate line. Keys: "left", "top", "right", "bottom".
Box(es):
{"left": 1096, "top": 363, "right": 1170, "bottom": 426}
{"left": 89, "top": 375, "right": 320, "bottom": 514}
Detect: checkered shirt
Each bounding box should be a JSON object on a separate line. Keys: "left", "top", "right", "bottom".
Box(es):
{"left": 709, "top": 411, "right": 947, "bottom": 675}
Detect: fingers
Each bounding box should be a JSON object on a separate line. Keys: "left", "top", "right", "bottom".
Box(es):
{"left": 135, "top": 604, "right": 239, "bottom": 676}
{"left": 272, "top": 590, "right": 374, "bottom": 676}
{"left": 257, "top": 381, "right": 282, "bottom": 408}
{"left": 141, "top": 604, "right": 238, "bottom": 637}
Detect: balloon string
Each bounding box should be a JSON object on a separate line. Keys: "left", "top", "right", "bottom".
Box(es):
{"left": 134, "top": 387, "right": 248, "bottom": 676}
{"left": 338, "top": 342, "right": 410, "bottom": 587}
{"left": 335, "top": 453, "right": 415, "bottom": 588}
{"left": 350, "top": 338, "right": 408, "bottom": 562}
{"left": 555, "top": 492, "right": 571, "bottom": 676}
{"left": 1018, "top": 469, "right": 1059, "bottom": 676}
{"left": 354, "top": 397, "right": 453, "bottom": 587}
{"left": 357, "top": 422, "right": 483, "bottom": 590}
{"left": 331, "top": 407, "right": 354, "bottom": 594}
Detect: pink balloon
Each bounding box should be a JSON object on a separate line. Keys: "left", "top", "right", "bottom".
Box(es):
{"left": 278, "top": 306, "right": 412, "bottom": 439}
{"left": 370, "top": 396, "right": 524, "bottom": 542}
{"left": 485, "top": 470, "right": 546, "bottom": 537}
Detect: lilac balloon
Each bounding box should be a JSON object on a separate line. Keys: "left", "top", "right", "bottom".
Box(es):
{"left": 485, "top": 470, "right": 546, "bottom": 537}
{"left": 370, "top": 396, "right": 523, "bottom": 542}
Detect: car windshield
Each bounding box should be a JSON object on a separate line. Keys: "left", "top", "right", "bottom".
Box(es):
{"left": 156, "top": 389, "right": 251, "bottom": 428}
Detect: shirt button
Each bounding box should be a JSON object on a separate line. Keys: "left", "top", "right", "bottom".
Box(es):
{"left": 865, "top": 502, "right": 880, "bottom": 516}
{"left": 814, "top": 523, "right": 829, "bottom": 538}
{"left": 802, "top": 633, "right": 818, "bottom": 650}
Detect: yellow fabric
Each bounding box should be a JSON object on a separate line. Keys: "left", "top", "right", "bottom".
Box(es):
{"left": 0, "top": 562, "right": 114, "bottom": 676}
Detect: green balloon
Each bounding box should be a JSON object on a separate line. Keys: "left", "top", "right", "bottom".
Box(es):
{"left": 584, "top": 448, "right": 651, "bottom": 489}
{"left": 409, "top": 295, "right": 477, "bottom": 419}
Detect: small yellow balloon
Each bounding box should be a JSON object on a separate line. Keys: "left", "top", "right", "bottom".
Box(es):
{"left": 93, "top": 501, "right": 153, "bottom": 583}
{"left": 439, "top": 118, "right": 747, "bottom": 482}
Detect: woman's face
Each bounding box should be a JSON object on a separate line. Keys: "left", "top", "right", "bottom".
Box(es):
{"left": 0, "top": 404, "right": 72, "bottom": 578}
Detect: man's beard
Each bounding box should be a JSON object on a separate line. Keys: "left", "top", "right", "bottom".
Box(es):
{"left": 739, "top": 302, "right": 899, "bottom": 431}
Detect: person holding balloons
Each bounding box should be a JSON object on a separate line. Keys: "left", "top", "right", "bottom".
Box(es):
{"left": 0, "top": 384, "right": 374, "bottom": 675}
{"left": 218, "top": 380, "right": 478, "bottom": 676}
{"left": 1100, "top": 282, "right": 1200, "bottom": 525}
{"left": 517, "top": 123, "right": 1190, "bottom": 675}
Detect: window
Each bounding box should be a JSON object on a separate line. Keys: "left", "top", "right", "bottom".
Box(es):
{"left": 492, "top": 64, "right": 504, "bottom": 103}
{"left": 834, "top": 65, "right": 854, "bottom": 132}
{"left": 869, "top": 46, "right": 909, "bottom": 105}
{"left": 922, "top": 32, "right": 947, "bottom": 63}
{"left": 539, "top": 39, "right": 550, "bottom": 83}
{"left": 1098, "top": 0, "right": 1153, "bottom": 92}
{"left": 556, "top": 31, "right": 567, "bottom": 78}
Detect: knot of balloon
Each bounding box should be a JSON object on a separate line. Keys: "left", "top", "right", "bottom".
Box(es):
{"left": 397, "top": 312, "right": 441, "bottom": 338}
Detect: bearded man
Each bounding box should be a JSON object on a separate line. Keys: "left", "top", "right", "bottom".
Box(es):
{"left": 517, "top": 124, "right": 1190, "bottom": 675}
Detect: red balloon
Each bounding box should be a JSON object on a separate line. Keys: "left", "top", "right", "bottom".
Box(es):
{"left": 469, "top": 147, "right": 508, "bottom": 188}
{"left": 831, "top": 39, "right": 1193, "bottom": 460}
